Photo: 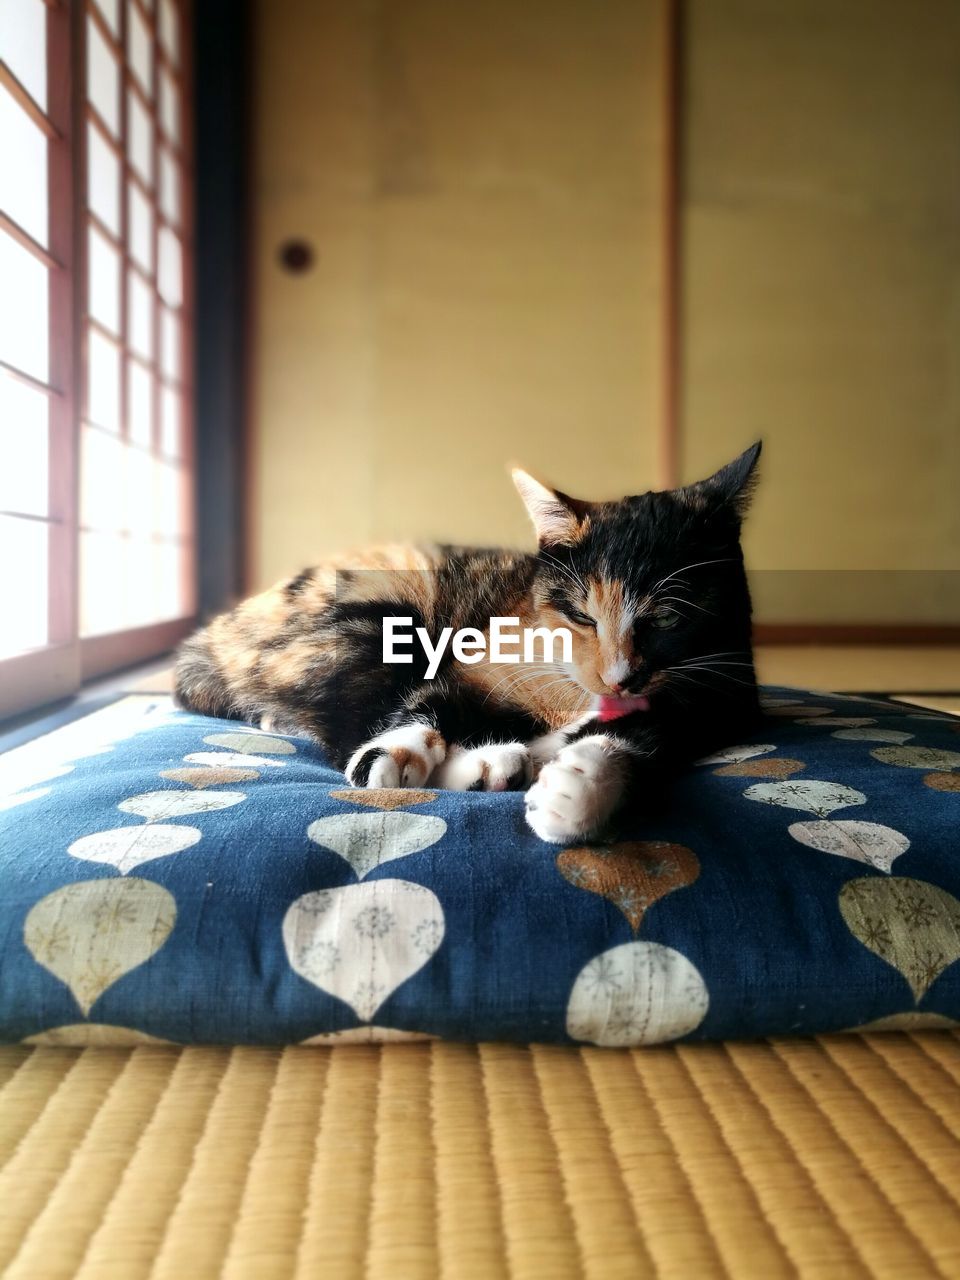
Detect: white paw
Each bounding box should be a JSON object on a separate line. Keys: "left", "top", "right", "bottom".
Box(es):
{"left": 432, "top": 742, "right": 533, "bottom": 792}
{"left": 524, "top": 736, "right": 630, "bottom": 843}
{"left": 346, "top": 723, "right": 447, "bottom": 788}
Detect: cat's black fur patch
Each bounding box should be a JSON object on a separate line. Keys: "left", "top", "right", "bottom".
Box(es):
{"left": 348, "top": 747, "right": 386, "bottom": 787}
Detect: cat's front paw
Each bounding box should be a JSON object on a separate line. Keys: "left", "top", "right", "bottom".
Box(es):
{"left": 346, "top": 724, "right": 447, "bottom": 788}
{"left": 432, "top": 742, "right": 533, "bottom": 792}
{"left": 524, "top": 736, "right": 629, "bottom": 843}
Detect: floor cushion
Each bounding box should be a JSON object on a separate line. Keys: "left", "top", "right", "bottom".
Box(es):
{"left": 1, "top": 688, "right": 959, "bottom": 1047}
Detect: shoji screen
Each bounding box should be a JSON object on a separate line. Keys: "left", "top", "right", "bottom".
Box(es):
{"left": 79, "top": 0, "right": 194, "bottom": 663}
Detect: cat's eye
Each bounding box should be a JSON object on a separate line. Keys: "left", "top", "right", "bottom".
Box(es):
{"left": 652, "top": 609, "right": 679, "bottom": 630}
{"left": 561, "top": 604, "right": 596, "bottom": 628}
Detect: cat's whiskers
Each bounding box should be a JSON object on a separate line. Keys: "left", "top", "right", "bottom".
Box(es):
{"left": 660, "top": 678, "right": 695, "bottom": 709}
{"left": 515, "top": 664, "right": 590, "bottom": 717}
{"left": 478, "top": 667, "right": 583, "bottom": 724}
{"left": 539, "top": 678, "right": 589, "bottom": 722}
{"left": 659, "top": 669, "right": 721, "bottom": 696}
{"left": 658, "top": 650, "right": 755, "bottom": 686}
{"left": 479, "top": 662, "right": 573, "bottom": 706}
{"left": 649, "top": 557, "right": 737, "bottom": 598}
{"left": 655, "top": 594, "right": 717, "bottom": 618}
{"left": 675, "top": 650, "right": 752, "bottom": 666}
{"left": 663, "top": 663, "right": 755, "bottom": 690}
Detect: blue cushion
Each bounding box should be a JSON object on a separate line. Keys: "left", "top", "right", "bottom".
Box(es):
{"left": 2, "top": 688, "right": 959, "bottom": 1047}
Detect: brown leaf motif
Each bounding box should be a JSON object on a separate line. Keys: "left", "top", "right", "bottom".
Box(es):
{"left": 160, "top": 767, "right": 260, "bottom": 789}
{"left": 329, "top": 789, "right": 437, "bottom": 811}
{"left": 557, "top": 841, "right": 700, "bottom": 933}
{"left": 923, "top": 772, "right": 960, "bottom": 793}
{"left": 714, "top": 758, "right": 805, "bottom": 779}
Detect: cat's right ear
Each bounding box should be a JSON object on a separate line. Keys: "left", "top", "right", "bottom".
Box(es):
{"left": 511, "top": 468, "right": 590, "bottom": 547}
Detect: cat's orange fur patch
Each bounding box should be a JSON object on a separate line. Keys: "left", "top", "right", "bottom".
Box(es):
{"left": 387, "top": 746, "right": 428, "bottom": 778}
{"left": 258, "top": 638, "right": 325, "bottom": 689}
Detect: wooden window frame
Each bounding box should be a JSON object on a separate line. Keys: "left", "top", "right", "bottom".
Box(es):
{"left": 0, "top": 0, "right": 196, "bottom": 722}
{"left": 0, "top": 0, "right": 80, "bottom": 719}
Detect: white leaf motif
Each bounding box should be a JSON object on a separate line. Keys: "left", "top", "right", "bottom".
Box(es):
{"left": 283, "top": 880, "right": 445, "bottom": 1021}
{"left": 24, "top": 879, "right": 176, "bottom": 1015}
{"left": 695, "top": 744, "right": 776, "bottom": 766}
{"left": 203, "top": 732, "right": 296, "bottom": 755}
{"left": 787, "top": 820, "right": 909, "bottom": 873}
{"left": 307, "top": 812, "right": 447, "bottom": 879}
{"left": 797, "top": 717, "right": 878, "bottom": 728}
{"left": 567, "top": 942, "right": 708, "bottom": 1047}
{"left": 0, "top": 763, "right": 73, "bottom": 796}
{"left": 183, "top": 751, "right": 285, "bottom": 769}
{"left": 832, "top": 728, "right": 913, "bottom": 744}
{"left": 69, "top": 824, "right": 202, "bottom": 874}
{"left": 743, "top": 779, "right": 867, "bottom": 817}
{"left": 300, "top": 1026, "right": 435, "bottom": 1045}
{"left": 23, "top": 1024, "right": 173, "bottom": 1047}
{"left": 118, "top": 790, "right": 247, "bottom": 819}
{"left": 0, "top": 788, "right": 52, "bottom": 811}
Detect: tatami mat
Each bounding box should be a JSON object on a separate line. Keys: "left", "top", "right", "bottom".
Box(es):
{"left": 2, "top": 1037, "right": 960, "bottom": 1279}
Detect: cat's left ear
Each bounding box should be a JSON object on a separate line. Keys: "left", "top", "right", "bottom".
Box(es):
{"left": 693, "top": 440, "right": 762, "bottom": 518}
{"left": 511, "top": 468, "right": 592, "bottom": 546}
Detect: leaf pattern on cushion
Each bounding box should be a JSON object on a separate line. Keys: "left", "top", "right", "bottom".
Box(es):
{"left": 923, "top": 772, "right": 960, "bottom": 793}
{"left": 566, "top": 942, "right": 708, "bottom": 1046}
{"left": 283, "top": 880, "right": 445, "bottom": 1021}
{"left": 871, "top": 746, "right": 960, "bottom": 771}
{"left": 787, "top": 820, "right": 909, "bottom": 873}
{"left": 118, "top": 789, "right": 248, "bottom": 819}
{"left": 160, "top": 767, "right": 260, "bottom": 788}
{"left": 24, "top": 879, "right": 176, "bottom": 1016}
{"left": 203, "top": 733, "right": 296, "bottom": 755}
{"left": 695, "top": 744, "right": 776, "bottom": 766}
{"left": 714, "top": 758, "right": 805, "bottom": 779}
{"left": 307, "top": 812, "right": 447, "bottom": 879}
{"left": 557, "top": 842, "right": 699, "bottom": 933}
{"left": 743, "top": 779, "right": 867, "bottom": 817}
{"left": 69, "top": 824, "right": 202, "bottom": 874}
{"left": 328, "top": 789, "right": 437, "bottom": 811}
{"left": 839, "top": 877, "right": 960, "bottom": 1002}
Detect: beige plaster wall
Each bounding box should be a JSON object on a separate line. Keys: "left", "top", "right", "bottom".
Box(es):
{"left": 250, "top": 0, "right": 667, "bottom": 588}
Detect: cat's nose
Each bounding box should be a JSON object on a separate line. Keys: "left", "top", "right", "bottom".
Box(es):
{"left": 601, "top": 660, "right": 631, "bottom": 692}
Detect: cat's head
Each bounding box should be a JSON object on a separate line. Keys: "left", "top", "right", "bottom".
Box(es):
{"left": 512, "top": 442, "right": 761, "bottom": 704}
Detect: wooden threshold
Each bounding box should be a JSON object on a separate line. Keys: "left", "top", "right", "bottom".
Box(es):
{"left": 80, "top": 616, "right": 195, "bottom": 681}
{"left": 755, "top": 624, "right": 960, "bottom": 646}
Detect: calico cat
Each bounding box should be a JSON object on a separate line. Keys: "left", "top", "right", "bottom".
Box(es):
{"left": 175, "top": 442, "right": 762, "bottom": 843}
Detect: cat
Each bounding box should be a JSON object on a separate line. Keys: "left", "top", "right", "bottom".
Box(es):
{"left": 174, "top": 442, "right": 762, "bottom": 843}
